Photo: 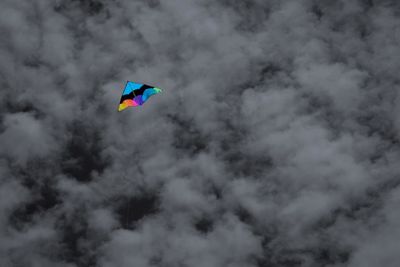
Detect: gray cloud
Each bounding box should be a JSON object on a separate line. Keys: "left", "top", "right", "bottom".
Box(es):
{"left": 1, "top": 0, "right": 400, "bottom": 266}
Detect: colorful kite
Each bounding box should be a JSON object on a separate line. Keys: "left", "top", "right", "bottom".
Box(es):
{"left": 118, "top": 81, "right": 162, "bottom": 111}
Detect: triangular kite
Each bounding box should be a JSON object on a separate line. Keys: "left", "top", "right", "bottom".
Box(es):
{"left": 118, "top": 81, "right": 162, "bottom": 111}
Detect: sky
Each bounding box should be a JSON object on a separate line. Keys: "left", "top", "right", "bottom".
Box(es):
{"left": 1, "top": 0, "right": 400, "bottom": 266}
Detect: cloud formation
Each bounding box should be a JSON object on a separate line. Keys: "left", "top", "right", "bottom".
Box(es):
{"left": 1, "top": 0, "right": 400, "bottom": 266}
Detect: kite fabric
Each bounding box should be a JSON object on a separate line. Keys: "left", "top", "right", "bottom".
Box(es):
{"left": 118, "top": 81, "right": 162, "bottom": 111}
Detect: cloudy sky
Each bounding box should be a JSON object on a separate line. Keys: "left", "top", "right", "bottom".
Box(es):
{"left": 1, "top": 0, "right": 400, "bottom": 266}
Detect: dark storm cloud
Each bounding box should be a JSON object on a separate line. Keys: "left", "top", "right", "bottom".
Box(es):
{"left": 1, "top": 0, "right": 400, "bottom": 266}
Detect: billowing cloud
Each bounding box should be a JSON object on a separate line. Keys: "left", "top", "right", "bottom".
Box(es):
{"left": 1, "top": 0, "right": 400, "bottom": 266}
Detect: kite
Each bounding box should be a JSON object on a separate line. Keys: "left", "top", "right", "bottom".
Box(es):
{"left": 118, "top": 81, "right": 162, "bottom": 111}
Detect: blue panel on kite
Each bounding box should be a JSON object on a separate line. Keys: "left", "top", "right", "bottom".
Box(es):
{"left": 122, "top": 82, "right": 143, "bottom": 95}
